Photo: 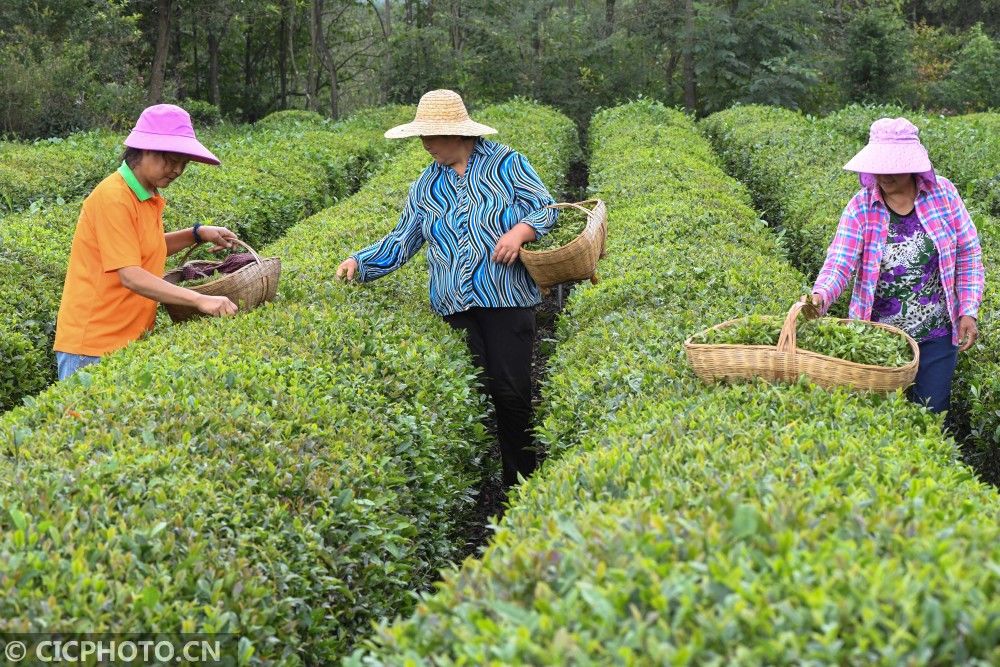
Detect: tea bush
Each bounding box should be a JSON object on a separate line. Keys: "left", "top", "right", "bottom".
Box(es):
{"left": 0, "top": 130, "right": 122, "bottom": 214}
{"left": 0, "top": 106, "right": 413, "bottom": 412}
{"left": 701, "top": 104, "right": 859, "bottom": 277}
{"left": 348, "top": 102, "right": 1000, "bottom": 665}
{"left": 919, "top": 113, "right": 1000, "bottom": 218}
{"left": 0, "top": 100, "right": 578, "bottom": 663}
{"left": 254, "top": 109, "right": 334, "bottom": 131}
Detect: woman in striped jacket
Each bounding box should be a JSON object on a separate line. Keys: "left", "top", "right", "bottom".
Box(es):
{"left": 811, "top": 117, "right": 985, "bottom": 413}
{"left": 337, "top": 90, "right": 558, "bottom": 490}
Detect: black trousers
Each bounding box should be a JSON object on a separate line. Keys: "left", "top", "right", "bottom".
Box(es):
{"left": 444, "top": 307, "right": 537, "bottom": 488}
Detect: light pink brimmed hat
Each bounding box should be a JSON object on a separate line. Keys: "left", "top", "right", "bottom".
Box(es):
{"left": 844, "top": 117, "right": 934, "bottom": 188}
{"left": 385, "top": 90, "right": 497, "bottom": 139}
{"left": 124, "top": 104, "right": 220, "bottom": 165}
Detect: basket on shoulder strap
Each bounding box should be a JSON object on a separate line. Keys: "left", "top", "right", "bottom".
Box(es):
{"left": 683, "top": 299, "right": 920, "bottom": 392}
{"left": 162, "top": 239, "right": 281, "bottom": 323}
{"left": 519, "top": 199, "right": 607, "bottom": 292}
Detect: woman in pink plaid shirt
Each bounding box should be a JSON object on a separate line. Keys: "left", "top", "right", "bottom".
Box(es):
{"left": 811, "top": 117, "right": 985, "bottom": 413}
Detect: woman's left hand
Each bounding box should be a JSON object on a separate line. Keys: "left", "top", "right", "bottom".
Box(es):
{"left": 959, "top": 315, "right": 979, "bottom": 352}
{"left": 492, "top": 224, "right": 536, "bottom": 265}
{"left": 200, "top": 226, "right": 239, "bottom": 252}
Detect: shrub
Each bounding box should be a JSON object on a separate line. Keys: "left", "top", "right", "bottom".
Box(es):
{"left": 0, "top": 130, "right": 122, "bottom": 214}
{"left": 179, "top": 99, "right": 223, "bottom": 127}
{"left": 0, "top": 101, "right": 578, "bottom": 664}
{"left": 254, "top": 109, "right": 333, "bottom": 131}
{"left": 919, "top": 113, "right": 1000, "bottom": 218}
{"left": 347, "top": 101, "right": 1000, "bottom": 666}
{"left": 936, "top": 24, "right": 1000, "bottom": 114}
{"left": 815, "top": 102, "right": 910, "bottom": 143}
{"left": 701, "top": 104, "right": 859, "bottom": 277}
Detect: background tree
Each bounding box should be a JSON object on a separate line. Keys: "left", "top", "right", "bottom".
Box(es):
{"left": 1, "top": 0, "right": 998, "bottom": 138}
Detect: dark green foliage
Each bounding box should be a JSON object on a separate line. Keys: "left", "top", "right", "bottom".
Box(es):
{"left": 842, "top": 5, "right": 915, "bottom": 103}
{"left": 180, "top": 99, "right": 223, "bottom": 127}
{"left": 4, "top": 1, "right": 1000, "bottom": 137}
{"left": 0, "top": 0, "right": 145, "bottom": 138}
{"left": 935, "top": 24, "right": 1000, "bottom": 113}
{"left": 254, "top": 110, "right": 333, "bottom": 131}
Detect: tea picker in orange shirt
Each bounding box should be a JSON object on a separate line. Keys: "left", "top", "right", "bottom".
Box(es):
{"left": 54, "top": 104, "right": 240, "bottom": 380}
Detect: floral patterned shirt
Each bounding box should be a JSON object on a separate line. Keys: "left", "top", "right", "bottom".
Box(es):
{"left": 871, "top": 207, "right": 951, "bottom": 341}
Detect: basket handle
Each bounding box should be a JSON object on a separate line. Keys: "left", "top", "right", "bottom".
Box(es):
{"left": 545, "top": 199, "right": 599, "bottom": 217}
{"left": 178, "top": 237, "right": 262, "bottom": 267}
{"left": 776, "top": 298, "right": 821, "bottom": 354}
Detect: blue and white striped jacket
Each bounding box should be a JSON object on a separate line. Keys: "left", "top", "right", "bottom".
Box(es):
{"left": 352, "top": 139, "right": 557, "bottom": 315}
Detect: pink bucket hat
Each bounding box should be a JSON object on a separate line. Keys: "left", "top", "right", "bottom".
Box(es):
{"left": 843, "top": 117, "right": 934, "bottom": 188}
{"left": 124, "top": 104, "right": 220, "bottom": 165}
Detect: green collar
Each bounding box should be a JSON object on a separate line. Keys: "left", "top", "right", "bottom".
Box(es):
{"left": 117, "top": 161, "right": 153, "bottom": 202}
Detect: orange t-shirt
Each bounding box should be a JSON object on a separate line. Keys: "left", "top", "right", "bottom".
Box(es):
{"left": 54, "top": 167, "right": 167, "bottom": 356}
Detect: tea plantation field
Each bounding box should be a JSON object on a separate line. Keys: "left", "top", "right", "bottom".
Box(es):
{"left": 1, "top": 100, "right": 999, "bottom": 664}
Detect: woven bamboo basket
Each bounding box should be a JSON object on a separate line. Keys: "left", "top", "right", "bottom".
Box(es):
{"left": 162, "top": 239, "right": 281, "bottom": 323}
{"left": 683, "top": 300, "right": 920, "bottom": 392}
{"left": 519, "top": 199, "right": 607, "bottom": 292}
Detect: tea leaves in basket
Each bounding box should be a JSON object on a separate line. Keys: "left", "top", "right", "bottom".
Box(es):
{"left": 526, "top": 207, "right": 589, "bottom": 251}
{"left": 694, "top": 315, "right": 913, "bottom": 367}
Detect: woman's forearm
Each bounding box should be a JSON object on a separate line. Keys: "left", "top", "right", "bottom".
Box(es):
{"left": 117, "top": 266, "right": 202, "bottom": 307}
{"left": 165, "top": 228, "right": 198, "bottom": 255}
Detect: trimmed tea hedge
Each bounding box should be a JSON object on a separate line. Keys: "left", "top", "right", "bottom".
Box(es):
{"left": 0, "top": 131, "right": 121, "bottom": 214}
{"left": 254, "top": 109, "right": 334, "bottom": 131}
{"left": 0, "top": 106, "right": 413, "bottom": 412}
{"left": 0, "top": 100, "right": 578, "bottom": 664}
{"left": 701, "top": 104, "right": 859, "bottom": 278}
{"left": 705, "top": 105, "right": 1000, "bottom": 477}
{"left": 348, "top": 102, "right": 1000, "bottom": 665}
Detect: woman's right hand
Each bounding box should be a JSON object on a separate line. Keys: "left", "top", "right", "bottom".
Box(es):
{"left": 196, "top": 294, "right": 238, "bottom": 317}
{"left": 810, "top": 293, "right": 825, "bottom": 309}
{"left": 337, "top": 258, "right": 359, "bottom": 281}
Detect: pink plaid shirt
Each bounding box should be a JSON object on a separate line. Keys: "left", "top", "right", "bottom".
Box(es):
{"left": 812, "top": 174, "right": 985, "bottom": 346}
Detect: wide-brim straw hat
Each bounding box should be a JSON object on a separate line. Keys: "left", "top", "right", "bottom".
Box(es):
{"left": 385, "top": 90, "right": 497, "bottom": 139}
{"left": 124, "top": 104, "right": 221, "bottom": 165}
{"left": 843, "top": 117, "right": 934, "bottom": 187}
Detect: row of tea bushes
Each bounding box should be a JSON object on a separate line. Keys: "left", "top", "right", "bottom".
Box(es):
{"left": 0, "top": 100, "right": 579, "bottom": 664}
{"left": 0, "top": 130, "right": 122, "bottom": 214}
{"left": 0, "top": 107, "right": 412, "bottom": 412}
{"left": 700, "top": 105, "right": 858, "bottom": 279}
{"left": 0, "top": 122, "right": 259, "bottom": 216}
{"left": 704, "top": 104, "right": 1000, "bottom": 477}
{"left": 347, "top": 102, "right": 1000, "bottom": 665}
